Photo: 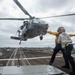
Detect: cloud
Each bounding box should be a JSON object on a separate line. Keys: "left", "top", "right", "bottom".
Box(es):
{"left": 40, "top": 0, "right": 67, "bottom": 8}
{"left": 35, "top": 0, "right": 69, "bottom": 13}
{"left": 0, "top": 0, "right": 75, "bottom": 47}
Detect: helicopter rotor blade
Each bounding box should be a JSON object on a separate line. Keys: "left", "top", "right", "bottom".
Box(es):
{"left": 0, "top": 18, "right": 29, "bottom": 20}
{"left": 38, "top": 13, "right": 75, "bottom": 19}
{"left": 13, "top": 0, "right": 32, "bottom": 18}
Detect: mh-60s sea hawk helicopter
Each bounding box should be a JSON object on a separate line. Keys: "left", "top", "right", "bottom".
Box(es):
{"left": 0, "top": 0, "right": 75, "bottom": 44}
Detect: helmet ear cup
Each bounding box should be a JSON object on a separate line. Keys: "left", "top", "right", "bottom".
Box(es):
{"left": 57, "top": 28, "right": 61, "bottom": 32}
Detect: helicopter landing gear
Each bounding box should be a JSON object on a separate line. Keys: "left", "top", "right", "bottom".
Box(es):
{"left": 24, "top": 39, "right": 27, "bottom": 41}
{"left": 23, "top": 33, "right": 27, "bottom": 41}
{"left": 19, "top": 38, "right": 27, "bottom": 45}
{"left": 40, "top": 35, "right": 43, "bottom": 40}
{"left": 17, "top": 30, "right": 21, "bottom": 37}
{"left": 19, "top": 40, "right": 21, "bottom": 45}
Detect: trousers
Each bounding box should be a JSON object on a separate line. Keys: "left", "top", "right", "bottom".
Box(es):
{"left": 49, "top": 43, "right": 69, "bottom": 67}
{"left": 65, "top": 44, "right": 75, "bottom": 71}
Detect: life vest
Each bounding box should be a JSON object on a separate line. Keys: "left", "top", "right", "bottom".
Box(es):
{"left": 58, "top": 32, "right": 72, "bottom": 48}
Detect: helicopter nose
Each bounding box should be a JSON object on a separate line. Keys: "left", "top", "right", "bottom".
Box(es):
{"left": 46, "top": 24, "right": 48, "bottom": 26}
{"left": 45, "top": 24, "right": 49, "bottom": 28}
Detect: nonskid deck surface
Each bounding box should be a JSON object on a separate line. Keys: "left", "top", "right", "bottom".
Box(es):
{"left": 0, "top": 65, "right": 69, "bottom": 75}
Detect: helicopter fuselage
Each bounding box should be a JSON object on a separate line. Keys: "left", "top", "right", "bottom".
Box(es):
{"left": 21, "top": 19, "right": 48, "bottom": 40}
{"left": 11, "top": 19, "right": 48, "bottom": 42}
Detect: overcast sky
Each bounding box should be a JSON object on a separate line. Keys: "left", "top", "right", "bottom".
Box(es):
{"left": 0, "top": 0, "right": 75, "bottom": 48}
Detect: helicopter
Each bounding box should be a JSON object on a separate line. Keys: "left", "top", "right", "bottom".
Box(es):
{"left": 0, "top": 0, "right": 75, "bottom": 44}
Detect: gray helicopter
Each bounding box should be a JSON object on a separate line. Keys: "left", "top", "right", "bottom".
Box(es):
{"left": 13, "top": 17, "right": 48, "bottom": 44}
{"left": 0, "top": 0, "right": 75, "bottom": 44}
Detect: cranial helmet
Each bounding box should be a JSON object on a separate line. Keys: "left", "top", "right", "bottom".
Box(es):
{"left": 57, "top": 27, "right": 65, "bottom": 33}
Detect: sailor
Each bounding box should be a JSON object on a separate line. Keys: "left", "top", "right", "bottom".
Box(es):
{"left": 17, "top": 21, "right": 26, "bottom": 38}
{"left": 47, "top": 27, "right": 75, "bottom": 69}
{"left": 58, "top": 27, "right": 75, "bottom": 75}
{"left": 20, "top": 21, "right": 26, "bottom": 30}
{"left": 20, "top": 21, "right": 29, "bottom": 38}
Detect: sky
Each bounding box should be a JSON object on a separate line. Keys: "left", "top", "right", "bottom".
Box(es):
{"left": 0, "top": 0, "right": 75, "bottom": 48}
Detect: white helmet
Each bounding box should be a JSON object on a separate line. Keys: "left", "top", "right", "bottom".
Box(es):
{"left": 57, "top": 27, "right": 65, "bottom": 33}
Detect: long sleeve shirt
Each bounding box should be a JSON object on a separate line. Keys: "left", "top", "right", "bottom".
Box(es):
{"left": 47, "top": 30, "right": 75, "bottom": 44}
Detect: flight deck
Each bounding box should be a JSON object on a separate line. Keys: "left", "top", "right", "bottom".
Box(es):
{"left": 0, "top": 47, "right": 75, "bottom": 75}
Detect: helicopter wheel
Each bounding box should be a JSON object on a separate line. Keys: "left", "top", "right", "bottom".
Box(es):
{"left": 24, "top": 39, "right": 27, "bottom": 41}
{"left": 40, "top": 35, "right": 43, "bottom": 40}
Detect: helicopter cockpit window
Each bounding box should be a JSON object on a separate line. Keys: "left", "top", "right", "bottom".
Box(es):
{"left": 31, "top": 19, "right": 46, "bottom": 24}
